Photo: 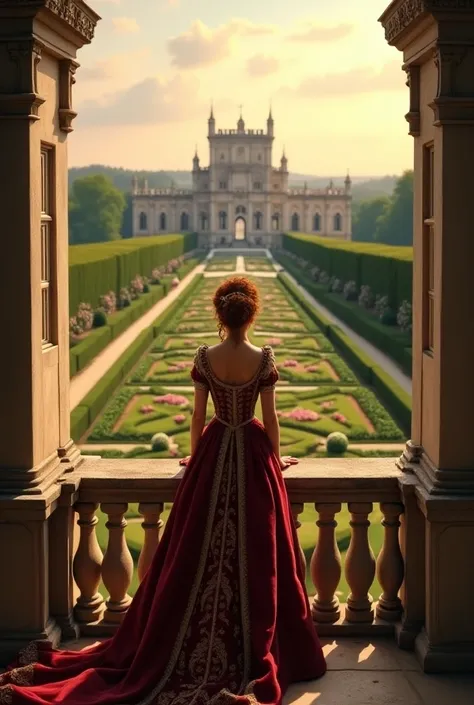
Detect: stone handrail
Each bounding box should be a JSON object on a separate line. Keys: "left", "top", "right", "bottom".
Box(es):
{"left": 63, "top": 457, "right": 405, "bottom": 637}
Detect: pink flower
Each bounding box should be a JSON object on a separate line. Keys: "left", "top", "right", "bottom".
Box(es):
{"left": 139, "top": 405, "right": 154, "bottom": 415}
{"left": 266, "top": 337, "right": 282, "bottom": 346}
{"left": 320, "top": 401, "right": 335, "bottom": 410}
{"left": 331, "top": 412, "right": 347, "bottom": 424}
{"left": 305, "top": 364, "right": 320, "bottom": 373}
{"left": 153, "top": 394, "right": 189, "bottom": 407}
{"left": 283, "top": 360, "right": 298, "bottom": 368}
{"left": 171, "top": 277, "right": 180, "bottom": 289}
{"left": 173, "top": 414, "right": 186, "bottom": 424}
{"left": 280, "top": 407, "right": 320, "bottom": 422}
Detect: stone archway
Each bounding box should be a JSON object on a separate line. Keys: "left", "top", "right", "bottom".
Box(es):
{"left": 234, "top": 216, "right": 246, "bottom": 242}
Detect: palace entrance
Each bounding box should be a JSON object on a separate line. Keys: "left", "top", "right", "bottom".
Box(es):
{"left": 234, "top": 216, "right": 246, "bottom": 242}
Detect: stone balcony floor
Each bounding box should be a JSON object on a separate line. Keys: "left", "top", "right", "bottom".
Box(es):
{"left": 63, "top": 637, "right": 474, "bottom": 705}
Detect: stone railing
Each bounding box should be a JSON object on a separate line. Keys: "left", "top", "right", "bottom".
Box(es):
{"left": 61, "top": 457, "right": 405, "bottom": 637}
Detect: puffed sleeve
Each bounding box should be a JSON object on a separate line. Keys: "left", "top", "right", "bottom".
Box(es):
{"left": 260, "top": 347, "right": 279, "bottom": 393}
{"left": 191, "top": 348, "right": 209, "bottom": 391}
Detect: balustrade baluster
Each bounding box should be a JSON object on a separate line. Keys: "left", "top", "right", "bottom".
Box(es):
{"left": 73, "top": 502, "right": 104, "bottom": 624}
{"left": 376, "top": 502, "right": 404, "bottom": 622}
{"left": 138, "top": 503, "right": 164, "bottom": 582}
{"left": 290, "top": 503, "right": 307, "bottom": 576}
{"left": 345, "top": 502, "right": 376, "bottom": 623}
{"left": 311, "top": 503, "right": 342, "bottom": 624}
{"left": 101, "top": 503, "right": 134, "bottom": 623}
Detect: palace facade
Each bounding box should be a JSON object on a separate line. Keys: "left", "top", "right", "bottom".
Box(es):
{"left": 132, "top": 111, "right": 352, "bottom": 246}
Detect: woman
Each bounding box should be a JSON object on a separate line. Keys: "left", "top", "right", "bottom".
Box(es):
{"left": 0, "top": 277, "right": 326, "bottom": 705}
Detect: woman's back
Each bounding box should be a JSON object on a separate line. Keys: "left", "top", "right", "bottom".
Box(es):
{"left": 206, "top": 341, "right": 264, "bottom": 386}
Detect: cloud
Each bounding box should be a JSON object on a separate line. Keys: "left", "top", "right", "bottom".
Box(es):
{"left": 246, "top": 54, "right": 280, "bottom": 77}
{"left": 77, "top": 49, "right": 151, "bottom": 82}
{"left": 112, "top": 17, "right": 140, "bottom": 34}
{"left": 168, "top": 19, "right": 277, "bottom": 69}
{"left": 285, "top": 61, "right": 405, "bottom": 98}
{"left": 288, "top": 22, "right": 354, "bottom": 42}
{"left": 77, "top": 74, "right": 202, "bottom": 127}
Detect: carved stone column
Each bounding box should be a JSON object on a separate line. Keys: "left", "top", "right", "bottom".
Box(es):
{"left": 0, "top": 1, "right": 99, "bottom": 664}
{"left": 380, "top": 0, "right": 474, "bottom": 672}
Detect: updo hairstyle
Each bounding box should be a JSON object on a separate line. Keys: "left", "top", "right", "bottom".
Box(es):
{"left": 213, "top": 277, "right": 260, "bottom": 339}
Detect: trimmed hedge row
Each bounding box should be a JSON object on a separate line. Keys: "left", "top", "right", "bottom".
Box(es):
{"left": 276, "top": 251, "right": 412, "bottom": 376}
{"left": 278, "top": 273, "right": 412, "bottom": 435}
{"left": 70, "top": 274, "right": 204, "bottom": 442}
{"left": 282, "top": 232, "right": 413, "bottom": 308}
{"left": 69, "top": 283, "right": 166, "bottom": 377}
{"left": 69, "top": 233, "right": 197, "bottom": 315}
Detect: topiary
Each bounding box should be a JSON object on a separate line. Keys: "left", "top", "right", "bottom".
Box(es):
{"left": 151, "top": 432, "right": 170, "bottom": 452}
{"left": 93, "top": 309, "right": 107, "bottom": 328}
{"left": 380, "top": 308, "right": 397, "bottom": 326}
{"left": 326, "top": 432, "right": 349, "bottom": 455}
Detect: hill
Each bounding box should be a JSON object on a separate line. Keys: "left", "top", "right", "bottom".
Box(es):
{"left": 68, "top": 166, "right": 397, "bottom": 201}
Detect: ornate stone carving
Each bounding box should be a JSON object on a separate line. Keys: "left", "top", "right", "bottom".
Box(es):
{"left": 0, "top": 39, "right": 45, "bottom": 120}
{"left": 404, "top": 64, "right": 421, "bottom": 136}
{"left": 59, "top": 58, "right": 78, "bottom": 132}
{"left": 382, "top": 1, "right": 474, "bottom": 44}
{"left": 434, "top": 45, "right": 467, "bottom": 97}
{"left": 0, "top": 1, "right": 99, "bottom": 43}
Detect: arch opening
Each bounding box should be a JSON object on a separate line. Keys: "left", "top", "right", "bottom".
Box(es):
{"left": 234, "top": 216, "right": 246, "bottom": 241}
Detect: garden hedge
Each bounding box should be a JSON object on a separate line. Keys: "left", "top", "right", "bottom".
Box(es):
{"left": 69, "top": 284, "right": 166, "bottom": 377}
{"left": 70, "top": 274, "right": 204, "bottom": 442}
{"left": 69, "top": 232, "right": 197, "bottom": 315}
{"left": 278, "top": 273, "right": 411, "bottom": 435}
{"left": 276, "top": 252, "right": 412, "bottom": 376}
{"left": 282, "top": 233, "right": 413, "bottom": 308}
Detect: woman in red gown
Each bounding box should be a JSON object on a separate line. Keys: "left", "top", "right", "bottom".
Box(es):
{"left": 0, "top": 276, "right": 326, "bottom": 705}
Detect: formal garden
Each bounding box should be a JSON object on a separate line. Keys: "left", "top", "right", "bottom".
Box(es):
{"left": 74, "top": 250, "right": 410, "bottom": 603}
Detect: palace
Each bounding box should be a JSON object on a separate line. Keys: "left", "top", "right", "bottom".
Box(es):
{"left": 131, "top": 110, "right": 352, "bottom": 246}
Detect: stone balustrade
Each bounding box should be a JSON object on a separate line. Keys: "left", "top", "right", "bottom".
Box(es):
{"left": 62, "top": 457, "right": 404, "bottom": 637}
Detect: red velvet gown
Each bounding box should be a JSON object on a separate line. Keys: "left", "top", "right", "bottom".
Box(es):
{"left": 0, "top": 345, "right": 326, "bottom": 705}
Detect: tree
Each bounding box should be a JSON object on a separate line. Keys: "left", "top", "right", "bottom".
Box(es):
{"left": 375, "top": 170, "right": 413, "bottom": 246}
{"left": 352, "top": 196, "right": 390, "bottom": 242}
{"left": 69, "top": 174, "right": 126, "bottom": 244}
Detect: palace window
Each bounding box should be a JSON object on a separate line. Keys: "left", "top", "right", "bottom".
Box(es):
{"left": 200, "top": 212, "right": 208, "bottom": 231}
{"left": 272, "top": 213, "right": 280, "bottom": 231}
{"left": 236, "top": 205, "right": 246, "bottom": 215}
{"left": 273, "top": 184, "right": 279, "bottom": 190}
{"left": 291, "top": 213, "right": 300, "bottom": 231}
{"left": 257, "top": 154, "right": 262, "bottom": 161}
{"left": 41, "top": 145, "right": 54, "bottom": 346}
{"left": 180, "top": 212, "right": 189, "bottom": 231}
{"left": 334, "top": 213, "right": 342, "bottom": 232}
{"left": 238, "top": 146, "right": 244, "bottom": 155}
{"left": 253, "top": 182, "right": 262, "bottom": 190}
{"left": 424, "top": 144, "right": 435, "bottom": 353}
{"left": 220, "top": 153, "right": 225, "bottom": 160}
{"left": 254, "top": 211, "right": 263, "bottom": 230}
{"left": 219, "top": 181, "right": 227, "bottom": 190}
{"left": 219, "top": 211, "right": 228, "bottom": 230}
{"left": 139, "top": 212, "right": 148, "bottom": 231}
{"left": 313, "top": 213, "right": 321, "bottom": 232}
{"left": 160, "top": 212, "right": 167, "bottom": 231}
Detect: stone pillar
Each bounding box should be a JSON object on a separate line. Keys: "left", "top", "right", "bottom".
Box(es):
{"left": 380, "top": 1, "right": 474, "bottom": 672}
{"left": 0, "top": 1, "right": 99, "bottom": 663}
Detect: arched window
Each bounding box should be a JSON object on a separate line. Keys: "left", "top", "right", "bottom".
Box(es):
{"left": 254, "top": 211, "right": 263, "bottom": 231}
{"left": 139, "top": 212, "right": 147, "bottom": 231}
{"left": 236, "top": 205, "right": 246, "bottom": 215}
{"left": 334, "top": 213, "right": 342, "bottom": 232}
{"left": 200, "top": 212, "right": 208, "bottom": 231}
{"left": 291, "top": 213, "right": 300, "bottom": 231}
{"left": 159, "top": 212, "right": 167, "bottom": 231}
{"left": 272, "top": 213, "right": 280, "bottom": 231}
{"left": 180, "top": 212, "right": 189, "bottom": 231}
{"left": 313, "top": 213, "right": 321, "bottom": 232}
{"left": 219, "top": 211, "right": 227, "bottom": 230}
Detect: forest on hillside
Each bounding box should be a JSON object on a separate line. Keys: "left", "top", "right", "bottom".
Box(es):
{"left": 68, "top": 166, "right": 398, "bottom": 203}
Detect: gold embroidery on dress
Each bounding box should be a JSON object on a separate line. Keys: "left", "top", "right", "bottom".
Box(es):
{"left": 18, "top": 642, "right": 38, "bottom": 666}
{"left": 0, "top": 685, "right": 13, "bottom": 705}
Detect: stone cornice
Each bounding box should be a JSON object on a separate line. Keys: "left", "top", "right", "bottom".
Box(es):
{"left": 0, "top": 0, "right": 100, "bottom": 43}
{"left": 380, "top": 1, "right": 474, "bottom": 45}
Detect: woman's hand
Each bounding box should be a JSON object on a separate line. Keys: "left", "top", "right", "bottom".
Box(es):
{"left": 179, "top": 456, "right": 191, "bottom": 467}
{"left": 279, "top": 456, "right": 299, "bottom": 471}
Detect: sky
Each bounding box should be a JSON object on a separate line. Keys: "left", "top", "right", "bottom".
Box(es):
{"left": 70, "top": 0, "right": 412, "bottom": 177}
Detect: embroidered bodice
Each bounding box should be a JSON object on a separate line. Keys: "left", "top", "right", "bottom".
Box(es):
{"left": 191, "top": 344, "right": 279, "bottom": 427}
